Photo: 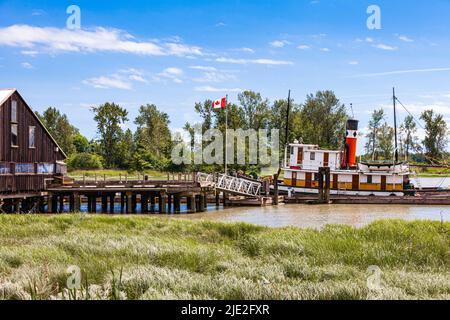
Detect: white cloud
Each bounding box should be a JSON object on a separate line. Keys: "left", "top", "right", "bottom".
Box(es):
{"left": 83, "top": 68, "right": 148, "bottom": 90}
{"left": 31, "top": 9, "right": 46, "bottom": 16}
{"left": 270, "top": 40, "right": 291, "bottom": 48}
{"left": 83, "top": 75, "right": 133, "bottom": 90}
{"left": 20, "top": 50, "right": 39, "bottom": 57}
{"left": 320, "top": 48, "right": 330, "bottom": 52}
{"left": 373, "top": 44, "right": 398, "bottom": 51}
{"left": 365, "top": 37, "right": 374, "bottom": 43}
{"left": 398, "top": 35, "right": 414, "bottom": 42}
{"left": 215, "top": 22, "right": 227, "bottom": 27}
{"left": 348, "top": 61, "right": 359, "bottom": 65}
{"left": 237, "top": 47, "right": 255, "bottom": 53}
{"left": 156, "top": 67, "right": 184, "bottom": 83}
{"left": 216, "top": 57, "right": 293, "bottom": 65}
{"left": 0, "top": 24, "right": 203, "bottom": 57}
{"left": 189, "top": 66, "right": 218, "bottom": 72}
{"left": 297, "top": 44, "right": 311, "bottom": 50}
{"left": 21, "top": 62, "right": 33, "bottom": 69}
{"left": 195, "top": 86, "right": 242, "bottom": 93}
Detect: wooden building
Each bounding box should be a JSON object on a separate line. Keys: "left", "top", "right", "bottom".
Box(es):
{"left": 0, "top": 89, "right": 67, "bottom": 196}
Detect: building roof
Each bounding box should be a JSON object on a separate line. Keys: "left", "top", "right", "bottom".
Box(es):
{"left": 0, "top": 88, "right": 67, "bottom": 159}
{"left": 0, "top": 88, "right": 16, "bottom": 105}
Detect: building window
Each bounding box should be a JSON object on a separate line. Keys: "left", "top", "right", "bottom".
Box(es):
{"left": 0, "top": 163, "right": 10, "bottom": 174}
{"left": 15, "top": 163, "right": 35, "bottom": 174}
{"left": 29, "top": 126, "right": 36, "bottom": 148}
{"left": 11, "top": 124, "right": 18, "bottom": 147}
{"left": 38, "top": 163, "right": 55, "bottom": 174}
{"left": 367, "top": 175, "right": 373, "bottom": 184}
{"left": 310, "top": 152, "right": 316, "bottom": 161}
{"left": 11, "top": 100, "right": 17, "bottom": 123}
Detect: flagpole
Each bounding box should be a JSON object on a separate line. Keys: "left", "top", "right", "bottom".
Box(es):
{"left": 225, "top": 94, "right": 228, "bottom": 175}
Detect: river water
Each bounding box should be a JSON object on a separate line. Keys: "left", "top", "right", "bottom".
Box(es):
{"left": 169, "top": 177, "right": 450, "bottom": 229}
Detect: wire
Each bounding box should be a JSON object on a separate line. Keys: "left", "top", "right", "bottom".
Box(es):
{"left": 395, "top": 97, "right": 426, "bottom": 130}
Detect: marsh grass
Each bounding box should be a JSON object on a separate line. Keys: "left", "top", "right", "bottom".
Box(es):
{"left": 0, "top": 215, "right": 448, "bottom": 300}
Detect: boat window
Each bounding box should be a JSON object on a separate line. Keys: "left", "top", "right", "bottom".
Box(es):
{"left": 367, "top": 175, "right": 373, "bottom": 184}
{"left": 310, "top": 152, "right": 315, "bottom": 161}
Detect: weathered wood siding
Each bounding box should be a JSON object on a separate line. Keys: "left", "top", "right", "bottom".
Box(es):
{"left": 0, "top": 91, "right": 66, "bottom": 194}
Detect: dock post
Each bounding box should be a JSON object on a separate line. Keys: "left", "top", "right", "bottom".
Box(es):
{"left": 87, "top": 195, "right": 92, "bottom": 213}
{"left": 74, "top": 193, "right": 81, "bottom": 212}
{"left": 215, "top": 191, "right": 220, "bottom": 207}
{"left": 92, "top": 195, "right": 97, "bottom": 213}
{"left": 159, "top": 193, "right": 167, "bottom": 214}
{"left": 190, "top": 195, "right": 197, "bottom": 213}
{"left": 109, "top": 194, "right": 115, "bottom": 214}
{"left": 167, "top": 194, "right": 172, "bottom": 213}
{"left": 15, "top": 199, "right": 21, "bottom": 214}
{"left": 141, "top": 193, "right": 148, "bottom": 214}
{"left": 150, "top": 194, "right": 156, "bottom": 213}
{"left": 47, "top": 194, "right": 53, "bottom": 213}
{"left": 126, "top": 192, "right": 133, "bottom": 214}
{"left": 120, "top": 192, "right": 125, "bottom": 213}
{"left": 69, "top": 194, "right": 75, "bottom": 212}
{"left": 132, "top": 194, "right": 137, "bottom": 213}
{"left": 201, "top": 194, "right": 207, "bottom": 211}
{"left": 102, "top": 195, "right": 108, "bottom": 213}
{"left": 174, "top": 194, "right": 181, "bottom": 213}
{"left": 59, "top": 195, "right": 65, "bottom": 213}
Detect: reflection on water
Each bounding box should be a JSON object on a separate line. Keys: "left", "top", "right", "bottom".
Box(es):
{"left": 169, "top": 204, "right": 450, "bottom": 229}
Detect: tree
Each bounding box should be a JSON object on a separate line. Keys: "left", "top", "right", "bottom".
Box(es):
{"left": 420, "top": 110, "right": 448, "bottom": 162}
{"left": 299, "top": 91, "right": 348, "bottom": 149}
{"left": 92, "top": 102, "right": 129, "bottom": 168}
{"left": 36, "top": 107, "right": 79, "bottom": 155}
{"left": 135, "top": 104, "right": 172, "bottom": 159}
{"left": 365, "top": 109, "right": 385, "bottom": 160}
{"left": 377, "top": 122, "right": 394, "bottom": 160}
{"left": 238, "top": 91, "right": 270, "bottom": 130}
{"left": 73, "top": 132, "right": 90, "bottom": 153}
{"left": 399, "top": 115, "right": 420, "bottom": 161}
{"left": 194, "top": 100, "right": 213, "bottom": 133}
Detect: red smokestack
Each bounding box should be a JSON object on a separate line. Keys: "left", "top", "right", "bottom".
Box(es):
{"left": 344, "top": 119, "right": 359, "bottom": 169}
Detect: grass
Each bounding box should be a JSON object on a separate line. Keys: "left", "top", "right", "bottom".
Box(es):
{"left": 0, "top": 215, "right": 448, "bottom": 300}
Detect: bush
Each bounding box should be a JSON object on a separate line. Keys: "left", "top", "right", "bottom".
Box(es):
{"left": 67, "top": 153, "right": 104, "bottom": 170}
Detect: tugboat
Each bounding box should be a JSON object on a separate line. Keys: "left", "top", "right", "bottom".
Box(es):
{"left": 280, "top": 119, "right": 411, "bottom": 196}
{"left": 280, "top": 88, "right": 412, "bottom": 197}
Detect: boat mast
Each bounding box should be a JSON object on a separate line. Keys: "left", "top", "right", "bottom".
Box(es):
{"left": 393, "top": 87, "right": 399, "bottom": 163}
{"left": 281, "top": 90, "right": 291, "bottom": 174}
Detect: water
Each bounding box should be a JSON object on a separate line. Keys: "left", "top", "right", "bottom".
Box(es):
{"left": 171, "top": 204, "right": 449, "bottom": 229}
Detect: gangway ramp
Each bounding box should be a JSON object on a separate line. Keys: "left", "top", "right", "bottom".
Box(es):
{"left": 196, "top": 173, "right": 262, "bottom": 198}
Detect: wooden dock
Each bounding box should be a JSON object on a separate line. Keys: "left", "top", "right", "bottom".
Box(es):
{"left": 285, "top": 193, "right": 450, "bottom": 205}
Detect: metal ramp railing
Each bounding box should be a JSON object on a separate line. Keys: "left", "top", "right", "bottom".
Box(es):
{"left": 196, "top": 172, "right": 262, "bottom": 198}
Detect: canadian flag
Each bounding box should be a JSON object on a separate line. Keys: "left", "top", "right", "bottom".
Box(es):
{"left": 212, "top": 97, "right": 227, "bottom": 109}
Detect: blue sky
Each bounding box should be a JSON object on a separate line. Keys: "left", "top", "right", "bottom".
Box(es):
{"left": 1, "top": 0, "right": 450, "bottom": 153}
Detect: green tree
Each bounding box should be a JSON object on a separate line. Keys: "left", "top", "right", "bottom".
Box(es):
{"left": 92, "top": 102, "right": 129, "bottom": 168}
{"left": 420, "top": 110, "right": 448, "bottom": 162}
{"left": 238, "top": 91, "right": 270, "bottom": 130}
{"left": 377, "top": 122, "right": 395, "bottom": 160}
{"left": 73, "top": 132, "right": 90, "bottom": 153}
{"left": 299, "top": 91, "right": 348, "bottom": 149}
{"left": 365, "top": 109, "right": 385, "bottom": 160}
{"left": 135, "top": 104, "right": 172, "bottom": 159}
{"left": 399, "top": 115, "right": 421, "bottom": 161}
{"left": 36, "top": 107, "right": 78, "bottom": 155}
{"left": 194, "top": 100, "right": 213, "bottom": 133}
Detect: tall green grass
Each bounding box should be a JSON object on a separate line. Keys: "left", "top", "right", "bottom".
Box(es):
{"left": 0, "top": 215, "right": 448, "bottom": 300}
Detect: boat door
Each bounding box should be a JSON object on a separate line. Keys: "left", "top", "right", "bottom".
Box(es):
{"left": 381, "top": 176, "right": 387, "bottom": 191}
{"left": 305, "top": 172, "right": 312, "bottom": 188}
{"left": 352, "top": 174, "right": 360, "bottom": 190}
{"left": 323, "top": 152, "right": 329, "bottom": 167}
{"left": 333, "top": 174, "right": 338, "bottom": 189}
{"left": 292, "top": 171, "right": 297, "bottom": 186}
{"left": 297, "top": 148, "right": 303, "bottom": 165}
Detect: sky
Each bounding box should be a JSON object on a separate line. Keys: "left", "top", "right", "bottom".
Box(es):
{"left": 0, "top": 0, "right": 450, "bottom": 154}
